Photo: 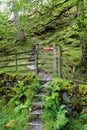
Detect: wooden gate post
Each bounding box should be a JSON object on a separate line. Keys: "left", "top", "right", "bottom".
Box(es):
{"left": 16, "top": 53, "right": 18, "bottom": 71}
{"left": 53, "top": 45, "right": 56, "bottom": 74}
{"left": 58, "top": 46, "right": 62, "bottom": 78}
{"left": 72, "top": 65, "right": 76, "bottom": 80}
{"left": 35, "top": 45, "right": 38, "bottom": 74}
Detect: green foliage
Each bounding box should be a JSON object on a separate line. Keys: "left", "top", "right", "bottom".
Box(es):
{"left": 55, "top": 105, "right": 68, "bottom": 130}
{"left": 66, "top": 112, "right": 87, "bottom": 130}
{"left": 1, "top": 0, "right": 80, "bottom": 46}
{"left": 0, "top": 0, "right": 86, "bottom": 73}
{"left": 0, "top": 12, "right": 12, "bottom": 51}
{"left": 41, "top": 78, "right": 87, "bottom": 130}
{"left": 41, "top": 78, "right": 68, "bottom": 130}
{"left": 0, "top": 72, "right": 40, "bottom": 130}
{"left": 77, "top": 0, "right": 87, "bottom": 45}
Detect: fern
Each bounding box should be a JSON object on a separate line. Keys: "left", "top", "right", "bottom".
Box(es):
{"left": 41, "top": 79, "right": 68, "bottom": 130}
{"left": 55, "top": 105, "right": 68, "bottom": 130}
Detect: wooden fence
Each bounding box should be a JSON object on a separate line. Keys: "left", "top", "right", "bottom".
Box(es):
{"left": 0, "top": 46, "right": 56, "bottom": 74}
{"left": 0, "top": 45, "right": 87, "bottom": 84}
{"left": 58, "top": 46, "right": 87, "bottom": 84}
{"left": 0, "top": 50, "right": 36, "bottom": 73}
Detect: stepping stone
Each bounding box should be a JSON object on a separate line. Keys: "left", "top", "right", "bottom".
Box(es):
{"left": 40, "top": 87, "right": 47, "bottom": 93}
{"left": 40, "top": 84, "right": 46, "bottom": 87}
{"left": 29, "top": 119, "right": 42, "bottom": 130}
{"left": 32, "top": 101, "right": 43, "bottom": 107}
{"left": 39, "top": 72, "right": 53, "bottom": 81}
{"left": 29, "top": 109, "right": 43, "bottom": 115}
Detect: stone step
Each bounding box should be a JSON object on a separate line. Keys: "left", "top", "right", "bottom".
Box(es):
{"left": 39, "top": 75, "right": 53, "bottom": 83}
{"left": 29, "top": 120, "right": 42, "bottom": 126}
{"left": 40, "top": 85, "right": 47, "bottom": 91}
{"left": 32, "top": 101, "right": 43, "bottom": 107}
{"left": 35, "top": 93, "right": 46, "bottom": 97}
{"left": 29, "top": 109, "right": 43, "bottom": 115}
{"left": 40, "top": 84, "right": 46, "bottom": 88}
{"left": 40, "top": 87, "right": 47, "bottom": 93}
{"left": 29, "top": 125, "right": 42, "bottom": 130}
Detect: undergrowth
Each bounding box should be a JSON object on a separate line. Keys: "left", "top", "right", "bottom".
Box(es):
{"left": 41, "top": 78, "right": 87, "bottom": 130}
{"left": 0, "top": 72, "right": 40, "bottom": 130}
{"left": 41, "top": 79, "right": 68, "bottom": 130}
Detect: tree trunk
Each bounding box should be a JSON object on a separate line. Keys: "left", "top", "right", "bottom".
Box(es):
{"left": 81, "top": 44, "right": 87, "bottom": 70}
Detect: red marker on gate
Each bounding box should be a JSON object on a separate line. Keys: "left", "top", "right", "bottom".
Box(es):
{"left": 43, "top": 47, "right": 53, "bottom": 50}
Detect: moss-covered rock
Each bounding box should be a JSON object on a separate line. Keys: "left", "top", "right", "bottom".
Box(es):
{"left": 0, "top": 72, "right": 39, "bottom": 103}
{"left": 48, "top": 79, "right": 87, "bottom": 113}
{"left": 61, "top": 80, "right": 87, "bottom": 113}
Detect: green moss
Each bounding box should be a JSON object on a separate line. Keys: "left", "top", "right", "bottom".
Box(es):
{"left": 62, "top": 81, "right": 74, "bottom": 93}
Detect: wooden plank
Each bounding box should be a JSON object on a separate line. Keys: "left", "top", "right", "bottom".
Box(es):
{"left": 38, "top": 58, "right": 53, "bottom": 61}
{"left": 62, "top": 62, "right": 72, "bottom": 72}
{"left": 38, "top": 52, "right": 53, "bottom": 55}
{"left": 63, "top": 72, "right": 72, "bottom": 79}
{"left": 35, "top": 45, "right": 38, "bottom": 74}
{"left": 3, "top": 69, "right": 30, "bottom": 73}
{"left": 0, "top": 50, "right": 32, "bottom": 57}
{"left": 18, "top": 63, "right": 35, "bottom": 66}
{"left": 0, "top": 59, "right": 15, "bottom": 62}
{"left": 16, "top": 54, "right": 18, "bottom": 71}
{"left": 38, "top": 62, "right": 53, "bottom": 64}
{"left": 0, "top": 65, "right": 16, "bottom": 68}
{"left": 62, "top": 54, "right": 75, "bottom": 66}
{"left": 39, "top": 65, "right": 53, "bottom": 69}
{"left": 72, "top": 65, "right": 76, "bottom": 79}
{"left": 53, "top": 45, "right": 56, "bottom": 74}
{"left": 17, "top": 57, "right": 35, "bottom": 61}
{"left": 73, "top": 79, "right": 87, "bottom": 85}
{"left": 0, "top": 57, "right": 35, "bottom": 63}
{"left": 58, "top": 46, "right": 62, "bottom": 78}
{"left": 0, "top": 63, "right": 35, "bottom": 69}
{"left": 73, "top": 72, "right": 87, "bottom": 77}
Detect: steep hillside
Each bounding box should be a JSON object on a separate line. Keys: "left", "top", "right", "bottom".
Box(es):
{"left": 0, "top": 0, "right": 86, "bottom": 73}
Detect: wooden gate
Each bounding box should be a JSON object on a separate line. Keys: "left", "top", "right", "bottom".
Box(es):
{"left": 0, "top": 46, "right": 57, "bottom": 75}
{"left": 37, "top": 46, "right": 57, "bottom": 75}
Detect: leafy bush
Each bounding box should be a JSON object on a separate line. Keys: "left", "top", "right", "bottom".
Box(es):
{"left": 0, "top": 72, "right": 40, "bottom": 130}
